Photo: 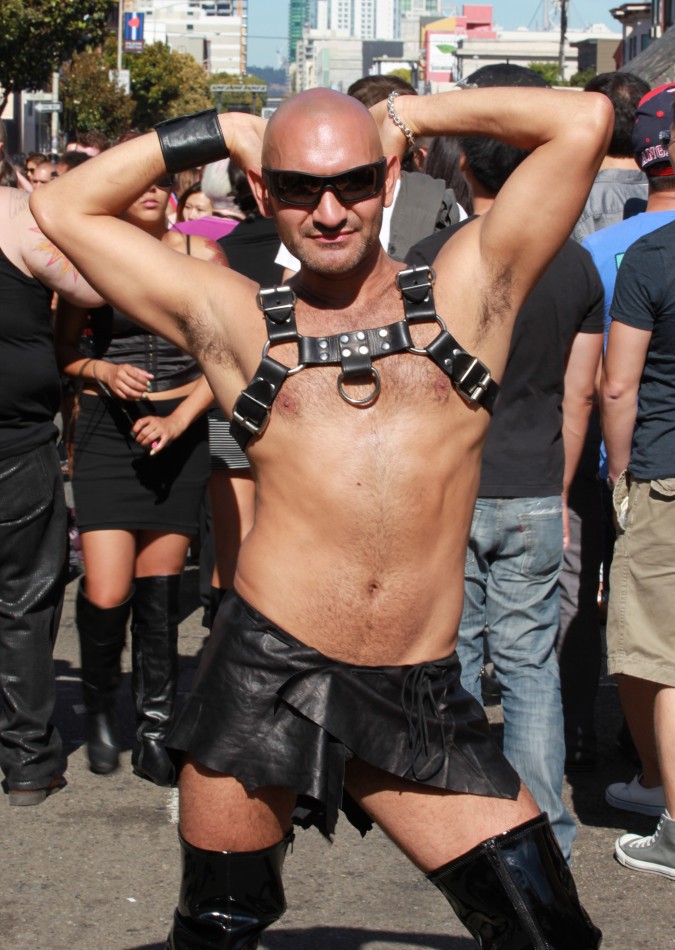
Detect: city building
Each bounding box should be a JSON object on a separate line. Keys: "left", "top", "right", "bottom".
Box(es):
{"left": 139, "top": 0, "right": 248, "bottom": 75}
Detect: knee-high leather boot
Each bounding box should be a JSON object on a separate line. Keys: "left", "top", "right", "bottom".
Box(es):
{"left": 130, "top": 574, "right": 180, "bottom": 787}
{"left": 76, "top": 580, "right": 132, "bottom": 775}
{"left": 428, "top": 814, "right": 602, "bottom": 949}
{"left": 167, "top": 831, "right": 293, "bottom": 949}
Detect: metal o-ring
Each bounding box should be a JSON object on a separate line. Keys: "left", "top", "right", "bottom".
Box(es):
{"left": 337, "top": 367, "right": 381, "bottom": 406}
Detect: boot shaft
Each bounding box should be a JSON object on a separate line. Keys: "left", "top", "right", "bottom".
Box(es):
{"left": 429, "top": 814, "right": 602, "bottom": 949}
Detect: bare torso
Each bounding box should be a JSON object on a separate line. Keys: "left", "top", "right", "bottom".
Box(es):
{"left": 204, "top": 255, "right": 492, "bottom": 667}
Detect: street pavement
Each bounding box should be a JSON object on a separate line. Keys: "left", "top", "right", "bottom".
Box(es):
{"left": 1, "top": 565, "right": 673, "bottom": 950}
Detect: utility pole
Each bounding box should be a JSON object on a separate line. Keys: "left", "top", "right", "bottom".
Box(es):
{"left": 558, "top": 0, "right": 568, "bottom": 83}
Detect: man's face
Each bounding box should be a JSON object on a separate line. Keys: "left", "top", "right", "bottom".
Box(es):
{"left": 31, "top": 163, "right": 57, "bottom": 187}
{"left": 258, "top": 100, "right": 395, "bottom": 278}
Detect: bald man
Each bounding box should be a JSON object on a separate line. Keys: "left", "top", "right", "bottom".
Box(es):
{"left": 32, "top": 88, "right": 611, "bottom": 948}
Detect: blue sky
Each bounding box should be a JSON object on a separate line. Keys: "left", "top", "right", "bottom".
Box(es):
{"left": 247, "top": 1, "right": 619, "bottom": 69}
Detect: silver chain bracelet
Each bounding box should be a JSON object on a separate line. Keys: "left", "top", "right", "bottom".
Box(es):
{"left": 386, "top": 91, "right": 416, "bottom": 149}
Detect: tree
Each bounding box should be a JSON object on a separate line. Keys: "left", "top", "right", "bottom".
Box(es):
{"left": 0, "top": 0, "right": 115, "bottom": 116}
{"left": 60, "top": 45, "right": 135, "bottom": 143}
{"left": 128, "top": 43, "right": 212, "bottom": 129}
{"left": 528, "top": 61, "right": 567, "bottom": 87}
{"left": 387, "top": 68, "right": 412, "bottom": 85}
{"left": 569, "top": 67, "right": 596, "bottom": 88}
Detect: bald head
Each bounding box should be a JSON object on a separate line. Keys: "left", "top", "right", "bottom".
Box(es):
{"left": 262, "top": 89, "right": 383, "bottom": 170}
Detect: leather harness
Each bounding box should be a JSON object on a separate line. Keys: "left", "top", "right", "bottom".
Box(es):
{"left": 230, "top": 264, "right": 499, "bottom": 450}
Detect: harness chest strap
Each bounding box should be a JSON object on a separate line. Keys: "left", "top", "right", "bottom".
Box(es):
{"left": 230, "top": 265, "right": 499, "bottom": 450}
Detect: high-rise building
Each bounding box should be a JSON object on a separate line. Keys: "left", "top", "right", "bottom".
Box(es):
{"left": 289, "top": 0, "right": 310, "bottom": 64}
{"left": 401, "top": 0, "right": 442, "bottom": 13}
{"left": 139, "top": 0, "right": 248, "bottom": 74}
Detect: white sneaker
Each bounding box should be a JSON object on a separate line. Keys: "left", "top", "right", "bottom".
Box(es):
{"left": 615, "top": 812, "right": 675, "bottom": 880}
{"left": 606, "top": 774, "right": 666, "bottom": 817}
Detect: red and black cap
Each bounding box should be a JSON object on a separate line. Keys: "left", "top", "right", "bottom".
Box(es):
{"left": 632, "top": 83, "right": 675, "bottom": 177}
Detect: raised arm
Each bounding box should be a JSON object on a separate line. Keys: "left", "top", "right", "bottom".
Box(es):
{"left": 29, "top": 112, "right": 266, "bottom": 356}
{"left": 373, "top": 88, "right": 613, "bottom": 315}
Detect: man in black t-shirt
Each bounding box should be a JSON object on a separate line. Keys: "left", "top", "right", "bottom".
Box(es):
{"left": 602, "top": 216, "right": 675, "bottom": 879}
{"left": 407, "top": 65, "right": 604, "bottom": 863}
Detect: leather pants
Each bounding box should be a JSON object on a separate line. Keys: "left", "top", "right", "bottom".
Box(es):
{"left": 0, "top": 443, "right": 67, "bottom": 789}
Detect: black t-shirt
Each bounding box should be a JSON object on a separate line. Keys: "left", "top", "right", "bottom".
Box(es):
{"left": 610, "top": 219, "right": 675, "bottom": 479}
{"left": 407, "top": 223, "right": 604, "bottom": 497}
{"left": 0, "top": 246, "right": 59, "bottom": 459}
{"left": 218, "top": 216, "right": 284, "bottom": 286}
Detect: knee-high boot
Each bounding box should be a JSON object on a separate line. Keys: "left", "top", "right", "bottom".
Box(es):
{"left": 130, "top": 574, "right": 180, "bottom": 787}
{"left": 428, "top": 814, "right": 602, "bottom": 949}
{"left": 167, "top": 831, "right": 292, "bottom": 949}
{"left": 76, "top": 580, "right": 132, "bottom": 775}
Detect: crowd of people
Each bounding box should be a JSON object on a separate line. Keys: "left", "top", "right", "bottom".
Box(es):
{"left": 0, "top": 65, "right": 673, "bottom": 947}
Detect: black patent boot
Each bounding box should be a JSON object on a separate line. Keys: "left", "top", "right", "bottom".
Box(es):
{"left": 76, "top": 580, "right": 132, "bottom": 775}
{"left": 130, "top": 574, "right": 180, "bottom": 787}
{"left": 428, "top": 813, "right": 602, "bottom": 948}
{"left": 167, "top": 831, "right": 293, "bottom": 949}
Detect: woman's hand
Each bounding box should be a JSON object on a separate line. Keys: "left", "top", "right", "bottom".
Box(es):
{"left": 98, "top": 361, "right": 153, "bottom": 400}
{"left": 131, "top": 414, "right": 182, "bottom": 455}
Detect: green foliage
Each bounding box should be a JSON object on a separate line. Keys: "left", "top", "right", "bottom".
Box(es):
{"left": 569, "top": 66, "right": 596, "bottom": 88}
{"left": 528, "top": 61, "right": 568, "bottom": 86}
{"left": 60, "top": 45, "right": 135, "bottom": 143}
{"left": 386, "top": 68, "right": 412, "bottom": 84}
{"left": 128, "top": 43, "right": 211, "bottom": 129}
{"left": 0, "top": 0, "right": 115, "bottom": 115}
{"left": 209, "top": 72, "right": 268, "bottom": 115}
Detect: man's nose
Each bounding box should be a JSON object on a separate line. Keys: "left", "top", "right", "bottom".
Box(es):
{"left": 313, "top": 186, "right": 348, "bottom": 227}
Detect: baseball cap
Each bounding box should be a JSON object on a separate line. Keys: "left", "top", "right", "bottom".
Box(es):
{"left": 632, "top": 83, "right": 675, "bottom": 176}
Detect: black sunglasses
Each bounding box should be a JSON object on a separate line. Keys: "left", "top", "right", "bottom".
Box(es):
{"left": 262, "top": 159, "right": 386, "bottom": 206}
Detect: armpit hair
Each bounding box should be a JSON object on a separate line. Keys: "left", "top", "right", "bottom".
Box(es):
{"left": 477, "top": 264, "right": 514, "bottom": 337}
{"left": 175, "top": 310, "right": 239, "bottom": 370}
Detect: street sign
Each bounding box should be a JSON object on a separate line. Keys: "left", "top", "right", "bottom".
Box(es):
{"left": 210, "top": 84, "right": 267, "bottom": 93}
{"left": 34, "top": 102, "right": 62, "bottom": 113}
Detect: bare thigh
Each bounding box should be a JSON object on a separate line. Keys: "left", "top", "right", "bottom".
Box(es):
{"left": 178, "top": 755, "right": 296, "bottom": 851}
{"left": 135, "top": 529, "right": 191, "bottom": 578}
{"left": 345, "top": 758, "right": 539, "bottom": 873}
{"left": 80, "top": 529, "right": 137, "bottom": 606}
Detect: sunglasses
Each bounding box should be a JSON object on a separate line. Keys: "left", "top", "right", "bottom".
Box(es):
{"left": 262, "top": 159, "right": 386, "bottom": 206}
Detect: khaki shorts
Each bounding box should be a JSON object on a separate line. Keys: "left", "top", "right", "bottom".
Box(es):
{"left": 607, "top": 473, "right": 675, "bottom": 687}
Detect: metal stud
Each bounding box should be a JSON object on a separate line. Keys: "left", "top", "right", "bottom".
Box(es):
{"left": 320, "top": 353, "right": 328, "bottom": 361}
{"left": 340, "top": 334, "right": 349, "bottom": 344}
{"left": 356, "top": 331, "right": 365, "bottom": 341}
{"left": 342, "top": 348, "right": 351, "bottom": 357}
{"left": 359, "top": 345, "right": 369, "bottom": 355}
{"left": 378, "top": 328, "right": 388, "bottom": 337}
{"left": 382, "top": 342, "right": 390, "bottom": 351}
{"left": 319, "top": 339, "right": 328, "bottom": 349}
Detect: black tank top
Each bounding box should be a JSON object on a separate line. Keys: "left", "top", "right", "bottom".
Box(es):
{"left": 0, "top": 246, "right": 59, "bottom": 459}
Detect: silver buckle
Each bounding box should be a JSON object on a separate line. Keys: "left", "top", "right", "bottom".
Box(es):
{"left": 232, "top": 391, "right": 271, "bottom": 435}
{"left": 457, "top": 357, "right": 491, "bottom": 403}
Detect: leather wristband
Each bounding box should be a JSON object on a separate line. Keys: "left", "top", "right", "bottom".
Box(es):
{"left": 155, "top": 109, "right": 228, "bottom": 174}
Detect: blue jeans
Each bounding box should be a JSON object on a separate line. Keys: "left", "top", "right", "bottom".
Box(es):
{"left": 457, "top": 496, "right": 577, "bottom": 861}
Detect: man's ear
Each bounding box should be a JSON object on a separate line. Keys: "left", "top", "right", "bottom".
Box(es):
{"left": 383, "top": 154, "right": 400, "bottom": 208}
{"left": 247, "top": 166, "right": 273, "bottom": 218}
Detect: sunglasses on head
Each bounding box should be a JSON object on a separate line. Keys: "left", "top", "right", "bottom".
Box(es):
{"left": 262, "top": 159, "right": 386, "bottom": 206}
